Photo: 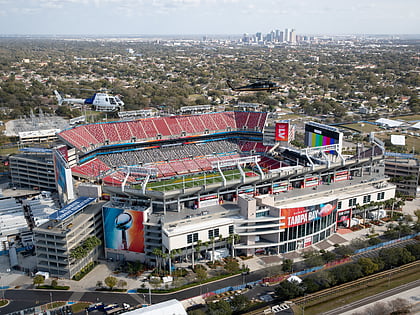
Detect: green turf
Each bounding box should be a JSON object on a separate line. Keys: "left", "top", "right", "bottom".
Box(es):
{"left": 144, "top": 168, "right": 257, "bottom": 191}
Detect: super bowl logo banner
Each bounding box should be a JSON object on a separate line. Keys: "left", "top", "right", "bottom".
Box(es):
{"left": 275, "top": 122, "right": 289, "bottom": 142}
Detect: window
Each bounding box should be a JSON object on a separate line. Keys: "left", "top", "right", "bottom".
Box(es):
{"left": 256, "top": 210, "right": 269, "bottom": 217}
{"left": 337, "top": 201, "right": 342, "bottom": 210}
{"left": 229, "top": 225, "right": 234, "bottom": 234}
{"left": 349, "top": 198, "right": 357, "bottom": 207}
{"left": 188, "top": 233, "right": 198, "bottom": 243}
{"left": 377, "top": 192, "right": 385, "bottom": 200}
{"left": 208, "top": 229, "right": 219, "bottom": 239}
{"left": 363, "top": 195, "right": 371, "bottom": 204}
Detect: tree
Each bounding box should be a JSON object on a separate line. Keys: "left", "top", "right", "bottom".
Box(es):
{"left": 195, "top": 268, "right": 207, "bottom": 283}
{"left": 321, "top": 251, "right": 337, "bottom": 263}
{"left": 387, "top": 297, "right": 412, "bottom": 314}
{"left": 117, "top": 279, "right": 127, "bottom": 289}
{"left": 224, "top": 258, "right": 240, "bottom": 274}
{"left": 230, "top": 294, "right": 250, "bottom": 313}
{"left": 379, "top": 247, "right": 415, "bottom": 268}
{"left": 50, "top": 279, "right": 58, "bottom": 288}
{"left": 275, "top": 280, "right": 304, "bottom": 300}
{"left": 405, "top": 243, "right": 420, "bottom": 259}
{"left": 330, "top": 263, "right": 363, "bottom": 284}
{"left": 282, "top": 259, "right": 293, "bottom": 273}
{"left": 33, "top": 275, "right": 45, "bottom": 287}
{"left": 152, "top": 247, "right": 163, "bottom": 274}
{"left": 195, "top": 240, "right": 203, "bottom": 261}
{"left": 357, "top": 257, "right": 379, "bottom": 275}
{"left": 227, "top": 234, "right": 240, "bottom": 257}
{"left": 302, "top": 250, "right": 324, "bottom": 268}
{"left": 104, "top": 276, "right": 118, "bottom": 290}
{"left": 207, "top": 300, "right": 232, "bottom": 315}
{"left": 335, "top": 245, "right": 354, "bottom": 257}
{"left": 210, "top": 236, "right": 216, "bottom": 264}
{"left": 365, "top": 302, "right": 390, "bottom": 315}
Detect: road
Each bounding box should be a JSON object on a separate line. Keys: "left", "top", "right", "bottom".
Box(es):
{"left": 321, "top": 279, "right": 420, "bottom": 315}
{"left": 1, "top": 270, "right": 267, "bottom": 314}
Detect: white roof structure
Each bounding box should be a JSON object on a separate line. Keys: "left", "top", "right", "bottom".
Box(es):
{"left": 123, "top": 299, "right": 187, "bottom": 315}
{"left": 391, "top": 135, "right": 406, "bottom": 146}
{"left": 288, "top": 275, "right": 303, "bottom": 283}
{"left": 411, "top": 122, "right": 420, "bottom": 130}
{"left": 375, "top": 118, "right": 403, "bottom": 128}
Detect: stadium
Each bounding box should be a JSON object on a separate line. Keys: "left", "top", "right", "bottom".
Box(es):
{"left": 33, "top": 110, "right": 396, "bottom": 275}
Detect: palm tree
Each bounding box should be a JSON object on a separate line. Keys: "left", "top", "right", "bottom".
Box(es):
{"left": 152, "top": 247, "right": 163, "bottom": 274}
{"left": 195, "top": 240, "right": 203, "bottom": 262}
{"left": 203, "top": 241, "right": 210, "bottom": 260}
{"left": 210, "top": 236, "right": 216, "bottom": 264}
{"left": 227, "top": 234, "right": 240, "bottom": 257}
{"left": 168, "top": 249, "right": 176, "bottom": 276}
{"left": 162, "top": 252, "right": 169, "bottom": 275}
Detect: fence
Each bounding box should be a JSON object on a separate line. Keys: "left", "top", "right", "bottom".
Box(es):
{"left": 354, "top": 232, "right": 420, "bottom": 254}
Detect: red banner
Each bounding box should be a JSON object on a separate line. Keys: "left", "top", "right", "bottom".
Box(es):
{"left": 275, "top": 122, "right": 289, "bottom": 142}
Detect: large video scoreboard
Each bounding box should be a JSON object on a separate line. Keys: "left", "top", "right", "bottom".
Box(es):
{"left": 304, "top": 122, "right": 343, "bottom": 153}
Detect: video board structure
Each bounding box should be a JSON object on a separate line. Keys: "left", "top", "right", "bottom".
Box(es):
{"left": 304, "top": 122, "right": 343, "bottom": 154}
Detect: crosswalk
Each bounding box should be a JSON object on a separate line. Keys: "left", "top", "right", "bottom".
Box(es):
{"left": 263, "top": 303, "right": 290, "bottom": 314}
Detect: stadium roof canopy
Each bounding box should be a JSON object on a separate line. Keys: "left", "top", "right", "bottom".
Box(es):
{"left": 123, "top": 299, "right": 187, "bottom": 315}
{"left": 375, "top": 118, "right": 404, "bottom": 128}
{"left": 49, "top": 197, "right": 96, "bottom": 221}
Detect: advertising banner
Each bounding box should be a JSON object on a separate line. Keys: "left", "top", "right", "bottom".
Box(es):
{"left": 273, "top": 181, "right": 289, "bottom": 193}
{"left": 334, "top": 171, "right": 349, "bottom": 182}
{"left": 282, "top": 199, "right": 337, "bottom": 228}
{"left": 199, "top": 194, "right": 219, "bottom": 207}
{"left": 304, "top": 236, "right": 313, "bottom": 247}
{"left": 275, "top": 122, "right": 289, "bottom": 142}
{"left": 337, "top": 209, "right": 351, "bottom": 223}
{"left": 103, "top": 207, "right": 144, "bottom": 253}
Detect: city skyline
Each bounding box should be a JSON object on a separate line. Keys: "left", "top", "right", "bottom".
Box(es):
{"left": 0, "top": 0, "right": 418, "bottom": 36}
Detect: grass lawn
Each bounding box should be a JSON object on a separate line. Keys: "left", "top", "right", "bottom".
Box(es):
{"left": 340, "top": 122, "right": 381, "bottom": 134}
{"left": 392, "top": 114, "right": 420, "bottom": 122}
{"left": 293, "top": 265, "right": 420, "bottom": 315}
{"left": 146, "top": 168, "right": 255, "bottom": 191}
{"left": 0, "top": 146, "right": 19, "bottom": 156}
{"left": 375, "top": 133, "right": 420, "bottom": 155}
{"left": 70, "top": 302, "right": 91, "bottom": 313}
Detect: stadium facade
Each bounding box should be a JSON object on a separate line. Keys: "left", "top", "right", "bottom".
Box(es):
{"left": 33, "top": 111, "right": 395, "bottom": 277}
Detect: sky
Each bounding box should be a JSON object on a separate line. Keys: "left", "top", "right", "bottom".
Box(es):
{"left": 0, "top": 0, "right": 418, "bottom": 36}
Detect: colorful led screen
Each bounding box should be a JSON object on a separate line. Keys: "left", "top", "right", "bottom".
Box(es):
{"left": 304, "top": 122, "right": 342, "bottom": 150}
